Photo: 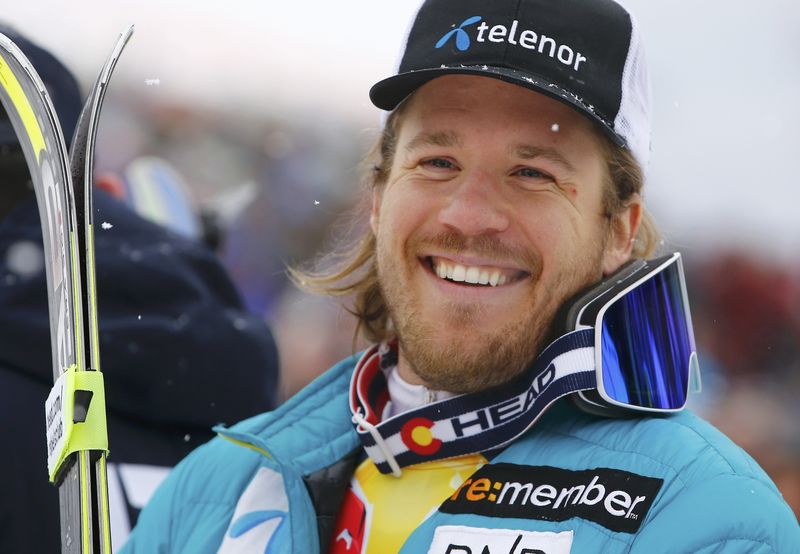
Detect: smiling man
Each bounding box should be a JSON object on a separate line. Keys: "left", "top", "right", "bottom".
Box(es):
{"left": 372, "top": 75, "right": 638, "bottom": 395}
{"left": 122, "top": 1, "right": 799, "bottom": 553}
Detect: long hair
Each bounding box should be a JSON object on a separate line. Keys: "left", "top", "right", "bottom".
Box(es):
{"left": 289, "top": 110, "right": 660, "bottom": 344}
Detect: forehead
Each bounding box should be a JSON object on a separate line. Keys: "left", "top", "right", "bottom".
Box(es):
{"left": 401, "top": 76, "right": 599, "bottom": 132}
{"left": 394, "top": 75, "right": 606, "bottom": 158}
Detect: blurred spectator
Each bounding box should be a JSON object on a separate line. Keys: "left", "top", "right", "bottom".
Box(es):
{"left": 690, "top": 253, "right": 800, "bottom": 380}
{"left": 0, "top": 25, "right": 279, "bottom": 552}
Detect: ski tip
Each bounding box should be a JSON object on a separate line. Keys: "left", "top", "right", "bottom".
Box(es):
{"left": 121, "top": 24, "right": 135, "bottom": 41}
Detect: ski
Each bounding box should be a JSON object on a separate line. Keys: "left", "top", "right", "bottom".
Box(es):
{"left": 68, "top": 25, "right": 135, "bottom": 554}
{"left": 0, "top": 26, "right": 133, "bottom": 554}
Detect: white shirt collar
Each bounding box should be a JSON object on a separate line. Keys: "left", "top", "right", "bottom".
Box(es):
{"left": 382, "top": 365, "right": 456, "bottom": 419}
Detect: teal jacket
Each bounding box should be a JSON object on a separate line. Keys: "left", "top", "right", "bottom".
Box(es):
{"left": 121, "top": 355, "right": 799, "bottom": 553}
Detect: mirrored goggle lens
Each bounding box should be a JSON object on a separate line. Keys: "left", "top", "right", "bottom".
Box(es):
{"left": 599, "top": 258, "right": 695, "bottom": 410}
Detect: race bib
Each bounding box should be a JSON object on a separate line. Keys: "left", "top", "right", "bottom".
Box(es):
{"left": 428, "top": 525, "right": 573, "bottom": 554}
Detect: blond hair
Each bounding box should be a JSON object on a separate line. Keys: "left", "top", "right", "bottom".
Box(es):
{"left": 289, "top": 110, "right": 660, "bottom": 344}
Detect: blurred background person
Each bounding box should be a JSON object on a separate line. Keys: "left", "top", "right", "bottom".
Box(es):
{"left": 0, "top": 25, "right": 279, "bottom": 552}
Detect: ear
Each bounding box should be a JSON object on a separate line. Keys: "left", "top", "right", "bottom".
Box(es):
{"left": 602, "top": 193, "right": 643, "bottom": 275}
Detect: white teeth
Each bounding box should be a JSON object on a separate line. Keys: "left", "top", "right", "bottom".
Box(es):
{"left": 431, "top": 258, "right": 516, "bottom": 287}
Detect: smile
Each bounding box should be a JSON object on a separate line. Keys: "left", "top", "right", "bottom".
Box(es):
{"left": 425, "top": 256, "right": 528, "bottom": 287}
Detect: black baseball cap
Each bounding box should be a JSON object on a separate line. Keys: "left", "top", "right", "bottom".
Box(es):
{"left": 370, "top": 0, "right": 651, "bottom": 168}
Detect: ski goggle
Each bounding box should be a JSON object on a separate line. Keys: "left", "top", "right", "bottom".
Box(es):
{"left": 567, "top": 252, "right": 700, "bottom": 416}
{"left": 350, "top": 252, "right": 702, "bottom": 475}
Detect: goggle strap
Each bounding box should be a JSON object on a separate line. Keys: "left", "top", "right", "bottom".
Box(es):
{"left": 350, "top": 329, "right": 597, "bottom": 476}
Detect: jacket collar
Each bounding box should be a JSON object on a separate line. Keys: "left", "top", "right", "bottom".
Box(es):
{"left": 215, "top": 354, "right": 361, "bottom": 476}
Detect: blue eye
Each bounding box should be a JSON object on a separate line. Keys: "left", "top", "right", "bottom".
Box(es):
{"left": 515, "top": 167, "right": 550, "bottom": 179}
{"left": 422, "top": 158, "right": 456, "bottom": 169}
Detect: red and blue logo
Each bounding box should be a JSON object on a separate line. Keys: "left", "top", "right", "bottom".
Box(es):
{"left": 400, "top": 417, "right": 442, "bottom": 456}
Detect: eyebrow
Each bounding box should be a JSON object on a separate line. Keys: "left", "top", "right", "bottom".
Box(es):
{"left": 403, "top": 132, "right": 577, "bottom": 173}
{"left": 512, "top": 144, "right": 576, "bottom": 173}
{"left": 404, "top": 130, "right": 462, "bottom": 153}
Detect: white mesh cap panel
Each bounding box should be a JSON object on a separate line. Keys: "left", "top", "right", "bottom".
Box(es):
{"left": 379, "top": 0, "right": 427, "bottom": 126}
{"left": 395, "top": 0, "right": 427, "bottom": 74}
{"left": 613, "top": 10, "right": 652, "bottom": 170}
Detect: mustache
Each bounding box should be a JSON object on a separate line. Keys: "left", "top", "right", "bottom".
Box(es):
{"left": 411, "top": 231, "right": 542, "bottom": 274}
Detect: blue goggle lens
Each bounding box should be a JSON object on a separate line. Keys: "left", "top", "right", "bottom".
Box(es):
{"left": 600, "top": 259, "right": 695, "bottom": 410}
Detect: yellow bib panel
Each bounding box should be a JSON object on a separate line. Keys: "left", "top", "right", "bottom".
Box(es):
{"left": 329, "top": 454, "right": 488, "bottom": 553}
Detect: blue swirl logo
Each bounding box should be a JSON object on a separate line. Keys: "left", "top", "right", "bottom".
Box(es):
{"left": 229, "top": 510, "right": 289, "bottom": 553}
{"left": 435, "top": 16, "right": 483, "bottom": 51}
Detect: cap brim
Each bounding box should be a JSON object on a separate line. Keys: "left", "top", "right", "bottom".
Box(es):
{"left": 369, "top": 65, "right": 625, "bottom": 147}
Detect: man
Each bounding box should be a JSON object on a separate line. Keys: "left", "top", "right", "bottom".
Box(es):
{"left": 0, "top": 25, "right": 279, "bottom": 552}
{"left": 123, "top": 0, "right": 799, "bottom": 552}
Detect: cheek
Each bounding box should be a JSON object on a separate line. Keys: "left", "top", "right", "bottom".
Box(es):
{"left": 382, "top": 176, "right": 438, "bottom": 222}
{"left": 376, "top": 186, "right": 429, "bottom": 250}
{"left": 515, "top": 200, "right": 604, "bottom": 269}
{"left": 516, "top": 199, "right": 579, "bottom": 244}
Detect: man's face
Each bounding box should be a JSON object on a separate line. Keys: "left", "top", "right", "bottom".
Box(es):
{"left": 372, "top": 75, "right": 637, "bottom": 393}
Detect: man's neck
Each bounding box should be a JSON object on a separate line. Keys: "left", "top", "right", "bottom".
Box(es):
{"left": 385, "top": 364, "right": 455, "bottom": 419}
{"left": 395, "top": 352, "right": 428, "bottom": 387}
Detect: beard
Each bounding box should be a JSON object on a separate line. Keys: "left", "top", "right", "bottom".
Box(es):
{"left": 376, "top": 230, "right": 606, "bottom": 394}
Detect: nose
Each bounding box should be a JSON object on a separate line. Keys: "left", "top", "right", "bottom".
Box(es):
{"left": 437, "top": 169, "right": 509, "bottom": 236}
